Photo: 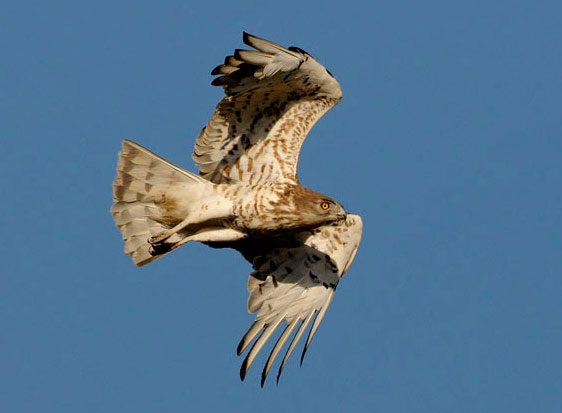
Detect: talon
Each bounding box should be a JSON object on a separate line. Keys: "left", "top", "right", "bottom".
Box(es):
{"left": 149, "top": 233, "right": 166, "bottom": 244}
{"left": 148, "top": 238, "right": 174, "bottom": 256}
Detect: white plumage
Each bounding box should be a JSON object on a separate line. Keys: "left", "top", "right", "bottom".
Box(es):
{"left": 111, "top": 33, "right": 363, "bottom": 385}
{"left": 239, "top": 214, "right": 363, "bottom": 385}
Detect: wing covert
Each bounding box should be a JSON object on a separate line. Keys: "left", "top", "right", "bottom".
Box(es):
{"left": 193, "top": 33, "right": 342, "bottom": 185}
{"left": 237, "top": 214, "right": 363, "bottom": 385}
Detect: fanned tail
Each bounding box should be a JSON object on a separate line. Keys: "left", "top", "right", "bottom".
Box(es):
{"left": 110, "top": 140, "right": 206, "bottom": 266}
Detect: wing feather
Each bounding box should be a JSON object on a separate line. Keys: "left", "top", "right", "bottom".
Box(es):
{"left": 261, "top": 318, "right": 299, "bottom": 387}
{"left": 239, "top": 314, "right": 286, "bottom": 381}
{"left": 237, "top": 319, "right": 265, "bottom": 356}
{"left": 300, "top": 290, "right": 335, "bottom": 366}
{"left": 237, "top": 214, "right": 363, "bottom": 384}
{"left": 276, "top": 310, "right": 315, "bottom": 384}
{"left": 193, "top": 32, "right": 342, "bottom": 184}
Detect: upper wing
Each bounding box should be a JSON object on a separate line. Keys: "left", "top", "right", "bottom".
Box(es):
{"left": 193, "top": 32, "right": 342, "bottom": 185}
{"left": 237, "top": 214, "right": 363, "bottom": 386}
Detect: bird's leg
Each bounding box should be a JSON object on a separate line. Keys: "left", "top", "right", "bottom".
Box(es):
{"left": 148, "top": 240, "right": 175, "bottom": 257}
{"left": 149, "top": 196, "right": 235, "bottom": 246}
{"left": 170, "top": 227, "right": 247, "bottom": 250}
{"left": 149, "top": 218, "right": 193, "bottom": 245}
{"left": 149, "top": 227, "right": 246, "bottom": 257}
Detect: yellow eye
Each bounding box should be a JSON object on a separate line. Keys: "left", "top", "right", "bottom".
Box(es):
{"left": 321, "top": 202, "right": 330, "bottom": 210}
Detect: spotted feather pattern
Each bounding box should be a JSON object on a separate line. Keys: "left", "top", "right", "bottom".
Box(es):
{"left": 193, "top": 32, "right": 342, "bottom": 184}
{"left": 237, "top": 214, "right": 363, "bottom": 386}
{"left": 111, "top": 33, "right": 363, "bottom": 387}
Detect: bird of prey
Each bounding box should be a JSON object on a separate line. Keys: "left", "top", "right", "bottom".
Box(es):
{"left": 111, "top": 32, "right": 363, "bottom": 386}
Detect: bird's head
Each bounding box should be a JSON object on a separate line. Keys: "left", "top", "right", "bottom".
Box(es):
{"left": 294, "top": 187, "right": 347, "bottom": 226}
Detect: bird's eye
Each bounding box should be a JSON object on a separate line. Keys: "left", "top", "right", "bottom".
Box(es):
{"left": 320, "top": 202, "right": 330, "bottom": 210}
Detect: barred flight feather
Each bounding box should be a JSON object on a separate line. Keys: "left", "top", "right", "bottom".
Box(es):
{"left": 110, "top": 33, "right": 363, "bottom": 386}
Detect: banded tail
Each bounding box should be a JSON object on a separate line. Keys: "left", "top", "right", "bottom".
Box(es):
{"left": 111, "top": 140, "right": 207, "bottom": 266}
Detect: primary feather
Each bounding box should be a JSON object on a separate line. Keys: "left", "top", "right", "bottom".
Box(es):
{"left": 194, "top": 32, "right": 342, "bottom": 184}
{"left": 111, "top": 33, "right": 363, "bottom": 386}
{"left": 229, "top": 214, "right": 363, "bottom": 385}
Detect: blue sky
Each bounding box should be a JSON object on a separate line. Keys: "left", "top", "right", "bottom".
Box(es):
{"left": 2, "top": 1, "right": 561, "bottom": 411}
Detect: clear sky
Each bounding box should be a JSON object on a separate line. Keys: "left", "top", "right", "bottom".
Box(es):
{"left": 2, "top": 1, "right": 561, "bottom": 412}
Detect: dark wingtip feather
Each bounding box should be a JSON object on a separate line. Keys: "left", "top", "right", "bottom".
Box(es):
{"left": 242, "top": 31, "right": 252, "bottom": 45}
{"left": 300, "top": 344, "right": 309, "bottom": 366}
{"left": 211, "top": 76, "right": 231, "bottom": 87}
{"left": 226, "top": 55, "right": 241, "bottom": 66}
{"left": 233, "top": 49, "right": 245, "bottom": 61}
{"left": 210, "top": 65, "right": 222, "bottom": 75}
{"left": 276, "top": 355, "right": 288, "bottom": 385}
{"left": 288, "top": 46, "right": 310, "bottom": 56}
{"left": 240, "top": 358, "right": 248, "bottom": 381}
{"left": 236, "top": 338, "right": 245, "bottom": 356}
{"left": 276, "top": 361, "right": 287, "bottom": 385}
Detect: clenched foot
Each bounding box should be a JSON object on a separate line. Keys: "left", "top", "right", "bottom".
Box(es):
{"left": 148, "top": 239, "right": 174, "bottom": 256}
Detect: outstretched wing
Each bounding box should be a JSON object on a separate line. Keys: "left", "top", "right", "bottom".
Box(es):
{"left": 193, "top": 32, "right": 342, "bottom": 185}
{"left": 237, "top": 214, "right": 363, "bottom": 386}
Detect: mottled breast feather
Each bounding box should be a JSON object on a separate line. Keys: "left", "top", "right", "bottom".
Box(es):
{"left": 111, "top": 33, "right": 363, "bottom": 387}
{"left": 193, "top": 32, "right": 342, "bottom": 185}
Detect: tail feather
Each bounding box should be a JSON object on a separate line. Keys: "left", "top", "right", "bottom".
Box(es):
{"left": 111, "top": 140, "right": 204, "bottom": 266}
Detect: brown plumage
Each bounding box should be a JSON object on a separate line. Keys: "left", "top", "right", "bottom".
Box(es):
{"left": 110, "top": 33, "right": 363, "bottom": 385}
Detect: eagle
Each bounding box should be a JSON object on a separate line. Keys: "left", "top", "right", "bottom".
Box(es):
{"left": 111, "top": 33, "right": 363, "bottom": 386}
